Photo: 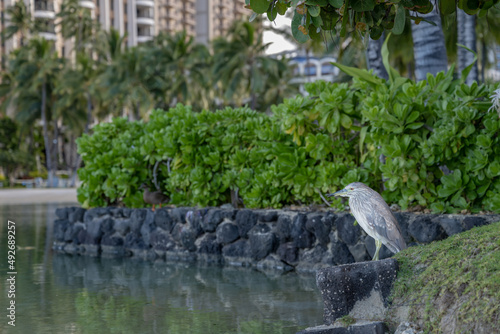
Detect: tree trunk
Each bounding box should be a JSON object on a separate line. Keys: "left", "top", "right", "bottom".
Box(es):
{"left": 411, "top": 7, "right": 448, "bottom": 81}
{"left": 53, "top": 117, "right": 59, "bottom": 171}
{"left": 85, "top": 90, "right": 92, "bottom": 133}
{"left": 366, "top": 34, "right": 389, "bottom": 80}
{"left": 41, "top": 80, "right": 54, "bottom": 187}
{"left": 457, "top": 11, "right": 478, "bottom": 84}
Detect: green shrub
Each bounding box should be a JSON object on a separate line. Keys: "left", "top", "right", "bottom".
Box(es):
{"left": 76, "top": 72, "right": 500, "bottom": 212}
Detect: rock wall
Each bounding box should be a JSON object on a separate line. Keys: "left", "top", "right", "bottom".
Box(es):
{"left": 52, "top": 206, "right": 500, "bottom": 273}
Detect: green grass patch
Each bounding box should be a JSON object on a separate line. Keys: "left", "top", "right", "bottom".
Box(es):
{"left": 390, "top": 221, "right": 500, "bottom": 332}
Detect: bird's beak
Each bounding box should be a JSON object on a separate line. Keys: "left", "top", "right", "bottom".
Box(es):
{"left": 327, "top": 188, "right": 347, "bottom": 197}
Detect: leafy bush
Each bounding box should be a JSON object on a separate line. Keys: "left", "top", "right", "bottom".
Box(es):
{"left": 77, "top": 69, "right": 500, "bottom": 212}
{"left": 77, "top": 117, "right": 147, "bottom": 208}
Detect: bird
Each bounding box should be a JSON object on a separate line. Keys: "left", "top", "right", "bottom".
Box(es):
{"left": 139, "top": 183, "right": 169, "bottom": 211}
{"left": 328, "top": 182, "right": 407, "bottom": 261}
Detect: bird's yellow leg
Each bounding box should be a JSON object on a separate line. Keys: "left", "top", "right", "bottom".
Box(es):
{"left": 373, "top": 239, "right": 381, "bottom": 261}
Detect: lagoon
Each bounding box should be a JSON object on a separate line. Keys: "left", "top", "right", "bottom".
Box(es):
{"left": 0, "top": 203, "right": 323, "bottom": 334}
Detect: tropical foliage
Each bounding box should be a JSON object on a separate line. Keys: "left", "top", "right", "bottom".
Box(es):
{"left": 77, "top": 55, "right": 500, "bottom": 212}
{"left": 0, "top": 10, "right": 298, "bottom": 185}
{"left": 245, "top": 0, "right": 500, "bottom": 42}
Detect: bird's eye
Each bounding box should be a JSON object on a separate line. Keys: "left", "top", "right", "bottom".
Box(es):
{"left": 350, "top": 187, "right": 353, "bottom": 190}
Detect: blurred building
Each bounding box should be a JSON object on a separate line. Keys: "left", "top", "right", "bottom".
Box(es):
{"left": 0, "top": 0, "right": 248, "bottom": 68}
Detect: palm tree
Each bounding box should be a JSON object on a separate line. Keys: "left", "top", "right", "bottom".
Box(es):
{"left": 6, "top": 38, "right": 62, "bottom": 186}
{"left": 97, "top": 46, "right": 153, "bottom": 120}
{"left": 57, "top": 0, "right": 96, "bottom": 53}
{"left": 95, "top": 28, "right": 126, "bottom": 64}
{"left": 148, "top": 31, "right": 213, "bottom": 110}
{"left": 54, "top": 54, "right": 95, "bottom": 185}
{"left": 411, "top": 6, "right": 448, "bottom": 81}
{"left": 3, "top": 0, "right": 33, "bottom": 43}
{"left": 212, "top": 20, "right": 288, "bottom": 109}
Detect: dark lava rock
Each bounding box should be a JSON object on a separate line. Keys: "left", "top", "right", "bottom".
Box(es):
{"left": 54, "top": 219, "right": 70, "bottom": 242}
{"left": 235, "top": 209, "right": 258, "bottom": 237}
{"left": 55, "top": 208, "right": 69, "bottom": 220}
{"left": 101, "top": 232, "right": 124, "bottom": 247}
{"left": 393, "top": 212, "right": 411, "bottom": 240}
{"left": 258, "top": 211, "right": 278, "bottom": 222}
{"left": 170, "top": 207, "right": 191, "bottom": 225}
{"left": 216, "top": 222, "right": 240, "bottom": 245}
{"left": 202, "top": 209, "right": 236, "bottom": 233}
{"left": 438, "top": 216, "right": 463, "bottom": 236}
{"left": 83, "top": 207, "right": 110, "bottom": 223}
{"left": 409, "top": 215, "right": 446, "bottom": 243}
{"left": 154, "top": 209, "right": 173, "bottom": 232}
{"left": 140, "top": 217, "right": 156, "bottom": 247}
{"left": 306, "top": 213, "right": 331, "bottom": 247}
{"left": 68, "top": 207, "right": 86, "bottom": 223}
{"left": 197, "top": 233, "right": 222, "bottom": 255}
{"left": 292, "top": 214, "right": 315, "bottom": 249}
{"left": 101, "top": 218, "right": 114, "bottom": 234}
{"left": 248, "top": 224, "right": 277, "bottom": 261}
{"left": 84, "top": 219, "right": 104, "bottom": 244}
{"left": 275, "top": 214, "right": 292, "bottom": 242}
{"left": 113, "top": 219, "right": 130, "bottom": 236}
{"left": 316, "top": 258, "right": 399, "bottom": 325}
{"left": 64, "top": 222, "right": 85, "bottom": 244}
{"left": 331, "top": 239, "right": 355, "bottom": 265}
{"left": 124, "top": 231, "right": 148, "bottom": 250}
{"left": 150, "top": 228, "right": 176, "bottom": 251}
{"left": 180, "top": 226, "right": 197, "bottom": 252}
{"left": 463, "top": 216, "right": 487, "bottom": 231}
{"left": 130, "top": 209, "right": 153, "bottom": 233}
{"left": 335, "top": 213, "right": 360, "bottom": 246}
{"left": 299, "top": 244, "right": 328, "bottom": 264}
{"left": 222, "top": 239, "right": 249, "bottom": 258}
{"left": 277, "top": 242, "right": 298, "bottom": 265}
{"left": 186, "top": 210, "right": 205, "bottom": 238}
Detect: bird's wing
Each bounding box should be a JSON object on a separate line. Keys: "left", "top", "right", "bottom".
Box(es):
{"left": 373, "top": 205, "right": 406, "bottom": 252}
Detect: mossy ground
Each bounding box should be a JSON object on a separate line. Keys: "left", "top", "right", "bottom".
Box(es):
{"left": 389, "top": 221, "right": 500, "bottom": 333}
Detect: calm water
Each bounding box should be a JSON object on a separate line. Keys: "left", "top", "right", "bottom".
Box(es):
{"left": 0, "top": 203, "right": 323, "bottom": 334}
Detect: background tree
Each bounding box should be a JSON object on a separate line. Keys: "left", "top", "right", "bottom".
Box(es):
{"left": 3, "top": 0, "right": 32, "bottom": 43}
{"left": 6, "top": 38, "right": 62, "bottom": 186}
{"left": 213, "top": 20, "right": 292, "bottom": 110}
{"left": 411, "top": 7, "right": 448, "bottom": 81}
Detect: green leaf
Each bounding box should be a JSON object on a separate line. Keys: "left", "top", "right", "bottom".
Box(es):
{"left": 340, "top": 2, "right": 349, "bottom": 36}
{"left": 311, "top": 14, "right": 323, "bottom": 27}
{"left": 267, "top": 5, "right": 278, "bottom": 20}
{"left": 487, "top": 161, "right": 500, "bottom": 177}
{"left": 276, "top": 1, "right": 288, "bottom": 14}
{"left": 406, "top": 122, "right": 424, "bottom": 130}
{"left": 439, "top": 0, "right": 456, "bottom": 15}
{"left": 351, "top": 0, "right": 375, "bottom": 11}
{"left": 306, "top": 0, "right": 329, "bottom": 5}
{"left": 250, "top": 0, "right": 271, "bottom": 13}
{"left": 457, "top": 43, "right": 478, "bottom": 83}
{"left": 382, "top": 33, "right": 401, "bottom": 83}
{"left": 291, "top": 11, "right": 310, "bottom": 43}
{"left": 340, "top": 114, "right": 352, "bottom": 128}
{"left": 328, "top": 0, "right": 344, "bottom": 8}
{"left": 392, "top": 5, "right": 406, "bottom": 35}
{"left": 438, "top": 186, "right": 457, "bottom": 198}
{"left": 406, "top": 110, "right": 420, "bottom": 123}
{"left": 332, "top": 62, "right": 383, "bottom": 85}
{"left": 308, "top": 5, "right": 321, "bottom": 16}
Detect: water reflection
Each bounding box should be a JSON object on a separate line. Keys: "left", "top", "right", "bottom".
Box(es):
{"left": 0, "top": 204, "right": 323, "bottom": 334}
